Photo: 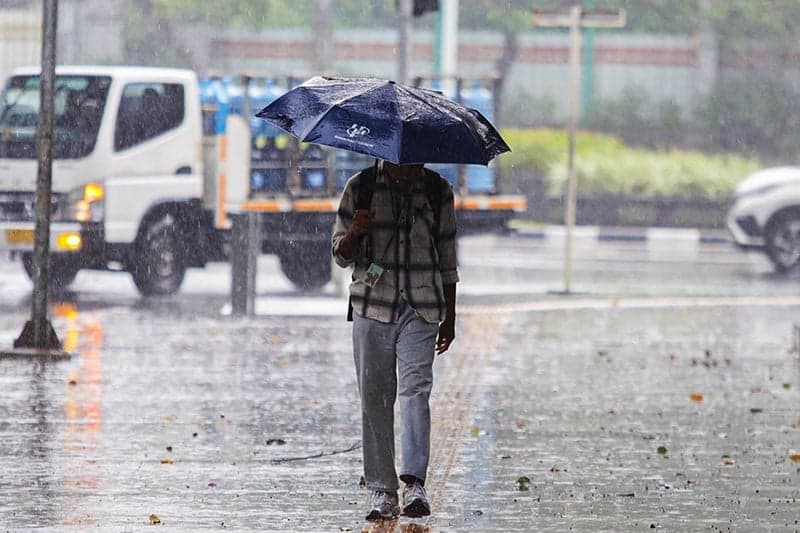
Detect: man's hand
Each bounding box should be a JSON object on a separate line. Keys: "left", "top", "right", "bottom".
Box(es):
{"left": 339, "top": 209, "right": 373, "bottom": 260}
{"left": 436, "top": 283, "right": 456, "bottom": 355}
{"left": 436, "top": 316, "right": 455, "bottom": 355}
{"left": 349, "top": 209, "right": 373, "bottom": 238}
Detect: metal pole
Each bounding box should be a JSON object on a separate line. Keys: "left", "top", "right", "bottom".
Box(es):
{"left": 242, "top": 75, "right": 258, "bottom": 315}
{"left": 14, "top": 0, "right": 62, "bottom": 351}
{"left": 440, "top": 0, "right": 458, "bottom": 95}
{"left": 231, "top": 75, "right": 258, "bottom": 316}
{"left": 230, "top": 214, "right": 250, "bottom": 316}
{"left": 581, "top": 0, "right": 596, "bottom": 120}
{"left": 311, "top": 0, "right": 333, "bottom": 73}
{"left": 397, "top": 0, "right": 413, "bottom": 84}
{"left": 433, "top": 7, "right": 443, "bottom": 75}
{"left": 563, "top": 5, "right": 582, "bottom": 294}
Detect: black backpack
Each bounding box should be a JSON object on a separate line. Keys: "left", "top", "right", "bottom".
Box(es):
{"left": 346, "top": 162, "right": 446, "bottom": 321}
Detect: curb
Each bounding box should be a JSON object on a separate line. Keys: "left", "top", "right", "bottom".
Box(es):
{"left": 512, "top": 226, "right": 731, "bottom": 245}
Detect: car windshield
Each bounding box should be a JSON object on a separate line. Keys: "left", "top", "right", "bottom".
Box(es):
{"left": 0, "top": 74, "right": 111, "bottom": 160}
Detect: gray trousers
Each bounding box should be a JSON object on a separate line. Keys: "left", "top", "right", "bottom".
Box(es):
{"left": 352, "top": 302, "right": 439, "bottom": 492}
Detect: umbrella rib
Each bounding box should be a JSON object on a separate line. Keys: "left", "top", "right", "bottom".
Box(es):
{"left": 299, "top": 83, "right": 394, "bottom": 140}
{"left": 396, "top": 84, "right": 498, "bottom": 162}
{"left": 395, "top": 84, "right": 462, "bottom": 123}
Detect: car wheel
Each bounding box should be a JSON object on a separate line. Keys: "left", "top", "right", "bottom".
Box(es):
{"left": 279, "top": 240, "right": 331, "bottom": 291}
{"left": 22, "top": 252, "right": 80, "bottom": 294}
{"left": 765, "top": 211, "right": 800, "bottom": 273}
{"left": 130, "top": 216, "right": 186, "bottom": 296}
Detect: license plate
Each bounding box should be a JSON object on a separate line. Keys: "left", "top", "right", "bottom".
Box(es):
{"left": 5, "top": 229, "right": 34, "bottom": 245}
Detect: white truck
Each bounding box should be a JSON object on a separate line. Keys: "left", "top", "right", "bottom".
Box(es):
{"left": 0, "top": 66, "right": 526, "bottom": 295}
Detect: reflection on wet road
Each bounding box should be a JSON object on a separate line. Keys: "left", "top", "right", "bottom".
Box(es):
{"left": 0, "top": 235, "right": 798, "bottom": 531}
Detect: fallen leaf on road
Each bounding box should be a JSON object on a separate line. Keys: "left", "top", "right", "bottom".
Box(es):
{"left": 689, "top": 392, "right": 704, "bottom": 402}
{"left": 160, "top": 458, "right": 173, "bottom": 464}
{"left": 782, "top": 382, "right": 791, "bottom": 389}
{"left": 149, "top": 514, "right": 161, "bottom": 524}
{"left": 657, "top": 446, "right": 668, "bottom": 455}
{"left": 723, "top": 457, "right": 736, "bottom": 466}
{"left": 68, "top": 379, "right": 78, "bottom": 386}
{"left": 749, "top": 408, "right": 763, "bottom": 414}
{"left": 208, "top": 482, "right": 217, "bottom": 488}
{"left": 790, "top": 451, "right": 800, "bottom": 463}
{"left": 165, "top": 446, "right": 172, "bottom": 453}
{"left": 517, "top": 476, "right": 530, "bottom": 491}
{"left": 266, "top": 438, "right": 286, "bottom": 446}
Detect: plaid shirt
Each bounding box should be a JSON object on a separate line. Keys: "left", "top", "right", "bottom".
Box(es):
{"left": 332, "top": 167, "right": 459, "bottom": 324}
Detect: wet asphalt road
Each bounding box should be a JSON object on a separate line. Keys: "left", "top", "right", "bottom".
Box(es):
{"left": 0, "top": 232, "right": 798, "bottom": 532}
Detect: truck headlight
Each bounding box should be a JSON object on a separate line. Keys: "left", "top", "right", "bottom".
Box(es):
{"left": 67, "top": 182, "right": 105, "bottom": 222}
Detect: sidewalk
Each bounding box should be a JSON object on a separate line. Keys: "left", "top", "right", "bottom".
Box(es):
{"left": 1, "top": 290, "right": 798, "bottom": 531}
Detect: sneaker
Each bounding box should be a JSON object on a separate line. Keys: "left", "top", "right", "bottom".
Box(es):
{"left": 401, "top": 481, "right": 431, "bottom": 518}
{"left": 365, "top": 490, "right": 400, "bottom": 521}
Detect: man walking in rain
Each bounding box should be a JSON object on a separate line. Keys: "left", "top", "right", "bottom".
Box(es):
{"left": 332, "top": 159, "right": 458, "bottom": 521}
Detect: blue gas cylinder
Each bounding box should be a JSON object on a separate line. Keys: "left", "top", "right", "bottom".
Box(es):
{"left": 460, "top": 82, "right": 495, "bottom": 193}
{"left": 198, "top": 77, "right": 229, "bottom": 135}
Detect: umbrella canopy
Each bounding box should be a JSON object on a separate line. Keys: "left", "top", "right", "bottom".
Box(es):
{"left": 255, "top": 76, "right": 510, "bottom": 165}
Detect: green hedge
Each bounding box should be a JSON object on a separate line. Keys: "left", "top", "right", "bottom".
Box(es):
{"left": 499, "top": 128, "right": 760, "bottom": 200}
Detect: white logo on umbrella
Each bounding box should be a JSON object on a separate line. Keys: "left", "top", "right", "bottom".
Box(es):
{"left": 346, "top": 124, "right": 370, "bottom": 138}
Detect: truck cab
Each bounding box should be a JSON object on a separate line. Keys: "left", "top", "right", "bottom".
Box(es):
{"left": 0, "top": 66, "right": 214, "bottom": 294}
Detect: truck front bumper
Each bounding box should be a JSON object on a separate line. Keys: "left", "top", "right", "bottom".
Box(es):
{"left": 0, "top": 222, "right": 86, "bottom": 253}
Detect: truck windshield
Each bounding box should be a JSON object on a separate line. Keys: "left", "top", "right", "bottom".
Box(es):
{"left": 0, "top": 75, "right": 111, "bottom": 160}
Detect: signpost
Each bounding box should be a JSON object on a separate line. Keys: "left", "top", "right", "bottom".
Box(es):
{"left": 532, "top": 5, "right": 625, "bottom": 294}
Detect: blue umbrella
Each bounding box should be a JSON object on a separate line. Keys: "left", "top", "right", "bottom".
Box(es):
{"left": 254, "top": 76, "right": 510, "bottom": 165}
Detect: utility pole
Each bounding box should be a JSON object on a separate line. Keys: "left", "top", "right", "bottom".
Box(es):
{"left": 436, "top": 0, "right": 458, "bottom": 93}
{"left": 695, "top": 0, "right": 718, "bottom": 101}
{"left": 311, "top": 0, "right": 333, "bottom": 73}
{"left": 10, "top": 0, "right": 66, "bottom": 356}
{"left": 532, "top": 5, "right": 625, "bottom": 295}
{"left": 397, "top": 0, "right": 413, "bottom": 84}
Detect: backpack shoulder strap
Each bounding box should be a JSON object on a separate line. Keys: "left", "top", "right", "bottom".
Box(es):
{"left": 423, "top": 169, "right": 445, "bottom": 243}
{"left": 356, "top": 162, "right": 378, "bottom": 211}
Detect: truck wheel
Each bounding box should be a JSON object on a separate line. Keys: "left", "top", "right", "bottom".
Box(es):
{"left": 130, "top": 217, "right": 186, "bottom": 296}
{"left": 22, "top": 253, "right": 80, "bottom": 293}
{"left": 765, "top": 211, "right": 800, "bottom": 273}
{"left": 279, "top": 241, "right": 331, "bottom": 291}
